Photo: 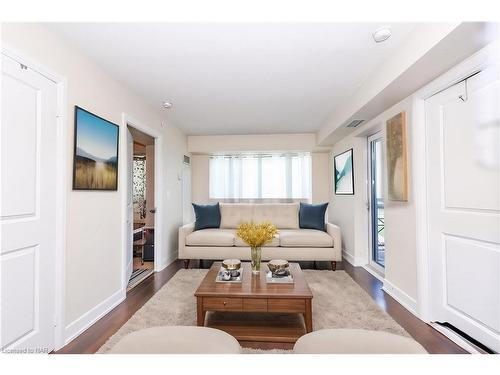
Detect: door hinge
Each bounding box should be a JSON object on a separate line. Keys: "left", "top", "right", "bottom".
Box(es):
{"left": 20, "top": 63, "right": 28, "bottom": 70}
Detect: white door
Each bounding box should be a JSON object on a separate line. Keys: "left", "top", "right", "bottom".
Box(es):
{"left": 1, "top": 55, "right": 58, "bottom": 352}
{"left": 126, "top": 128, "right": 133, "bottom": 283}
{"left": 425, "top": 65, "right": 500, "bottom": 352}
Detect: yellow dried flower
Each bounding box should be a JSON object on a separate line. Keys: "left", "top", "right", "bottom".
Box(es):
{"left": 236, "top": 221, "right": 278, "bottom": 248}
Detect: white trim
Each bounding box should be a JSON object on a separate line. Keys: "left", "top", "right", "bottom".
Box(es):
{"left": 412, "top": 41, "right": 498, "bottom": 323}
{"left": 341, "top": 250, "right": 366, "bottom": 267}
{"left": 429, "top": 323, "right": 483, "bottom": 354}
{"left": 2, "top": 45, "right": 68, "bottom": 351}
{"left": 362, "top": 264, "right": 384, "bottom": 282}
{"left": 162, "top": 253, "right": 180, "bottom": 272}
{"left": 382, "top": 279, "right": 418, "bottom": 317}
{"left": 64, "top": 289, "right": 125, "bottom": 346}
{"left": 120, "top": 113, "right": 164, "bottom": 292}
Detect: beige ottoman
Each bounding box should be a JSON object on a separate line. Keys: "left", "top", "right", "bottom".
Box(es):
{"left": 293, "top": 329, "right": 427, "bottom": 354}
{"left": 108, "top": 326, "right": 241, "bottom": 354}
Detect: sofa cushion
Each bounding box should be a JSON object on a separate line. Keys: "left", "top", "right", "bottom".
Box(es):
{"left": 234, "top": 233, "right": 280, "bottom": 247}
{"left": 299, "top": 202, "right": 328, "bottom": 231}
{"left": 220, "top": 203, "right": 299, "bottom": 229}
{"left": 279, "top": 229, "right": 333, "bottom": 247}
{"left": 219, "top": 204, "right": 255, "bottom": 229}
{"left": 192, "top": 203, "right": 221, "bottom": 231}
{"left": 186, "top": 229, "right": 235, "bottom": 247}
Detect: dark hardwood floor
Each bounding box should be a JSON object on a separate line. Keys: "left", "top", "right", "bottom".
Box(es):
{"left": 55, "top": 259, "right": 466, "bottom": 354}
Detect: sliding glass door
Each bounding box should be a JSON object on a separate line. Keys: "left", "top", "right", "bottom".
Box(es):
{"left": 368, "top": 132, "right": 385, "bottom": 270}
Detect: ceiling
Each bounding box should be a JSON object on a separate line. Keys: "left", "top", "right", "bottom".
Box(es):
{"left": 50, "top": 23, "right": 417, "bottom": 135}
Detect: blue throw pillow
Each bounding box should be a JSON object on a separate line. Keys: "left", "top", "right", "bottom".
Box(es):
{"left": 192, "top": 203, "right": 221, "bottom": 231}
{"left": 299, "top": 202, "right": 329, "bottom": 231}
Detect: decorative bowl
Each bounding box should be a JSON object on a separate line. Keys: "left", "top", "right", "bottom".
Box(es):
{"left": 267, "top": 259, "right": 289, "bottom": 274}
{"left": 222, "top": 259, "right": 241, "bottom": 271}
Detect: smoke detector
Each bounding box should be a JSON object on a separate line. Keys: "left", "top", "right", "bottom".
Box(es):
{"left": 372, "top": 27, "right": 392, "bottom": 43}
{"left": 163, "top": 101, "right": 173, "bottom": 109}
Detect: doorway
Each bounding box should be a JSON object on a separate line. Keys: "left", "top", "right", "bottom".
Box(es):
{"left": 367, "top": 132, "right": 385, "bottom": 274}
{"left": 126, "top": 126, "right": 156, "bottom": 291}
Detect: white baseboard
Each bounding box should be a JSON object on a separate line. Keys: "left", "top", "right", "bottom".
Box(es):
{"left": 64, "top": 288, "right": 125, "bottom": 345}
{"left": 430, "top": 323, "right": 482, "bottom": 354}
{"left": 362, "top": 264, "right": 384, "bottom": 282}
{"left": 382, "top": 279, "right": 418, "bottom": 317}
{"left": 342, "top": 250, "right": 365, "bottom": 267}
{"left": 156, "top": 252, "right": 179, "bottom": 272}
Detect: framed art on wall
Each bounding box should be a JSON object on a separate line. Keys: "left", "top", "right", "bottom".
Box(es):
{"left": 386, "top": 111, "right": 408, "bottom": 201}
{"left": 334, "top": 148, "right": 354, "bottom": 195}
{"left": 73, "top": 106, "right": 119, "bottom": 190}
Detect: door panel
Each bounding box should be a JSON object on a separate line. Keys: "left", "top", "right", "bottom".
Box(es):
{"left": 426, "top": 65, "right": 500, "bottom": 352}
{"left": 1, "top": 54, "right": 57, "bottom": 352}
{"left": 444, "top": 235, "right": 500, "bottom": 333}
{"left": 1, "top": 74, "right": 38, "bottom": 218}
{"left": 1, "top": 246, "right": 38, "bottom": 348}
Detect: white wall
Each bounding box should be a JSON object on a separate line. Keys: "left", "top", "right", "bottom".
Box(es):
{"left": 189, "top": 134, "right": 331, "bottom": 205}
{"left": 329, "top": 96, "right": 418, "bottom": 302}
{"left": 1, "top": 23, "right": 188, "bottom": 344}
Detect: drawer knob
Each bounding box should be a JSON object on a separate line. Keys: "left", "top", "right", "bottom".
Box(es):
{"left": 223, "top": 301, "right": 227, "bottom": 306}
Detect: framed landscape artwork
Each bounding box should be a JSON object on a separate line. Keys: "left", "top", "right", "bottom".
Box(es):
{"left": 386, "top": 111, "right": 408, "bottom": 201}
{"left": 73, "top": 106, "right": 119, "bottom": 190}
{"left": 334, "top": 148, "right": 354, "bottom": 195}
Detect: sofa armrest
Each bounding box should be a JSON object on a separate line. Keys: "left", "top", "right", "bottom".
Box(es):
{"left": 178, "top": 222, "right": 195, "bottom": 258}
{"left": 326, "top": 222, "right": 342, "bottom": 251}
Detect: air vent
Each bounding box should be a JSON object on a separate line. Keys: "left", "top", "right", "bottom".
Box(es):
{"left": 346, "top": 119, "right": 364, "bottom": 128}
{"left": 183, "top": 155, "right": 191, "bottom": 165}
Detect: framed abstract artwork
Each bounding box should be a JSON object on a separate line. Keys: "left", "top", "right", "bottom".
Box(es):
{"left": 334, "top": 148, "right": 354, "bottom": 195}
{"left": 73, "top": 106, "right": 119, "bottom": 190}
{"left": 386, "top": 111, "right": 408, "bottom": 201}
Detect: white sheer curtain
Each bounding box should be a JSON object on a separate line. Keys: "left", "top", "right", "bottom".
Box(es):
{"left": 209, "top": 153, "right": 311, "bottom": 201}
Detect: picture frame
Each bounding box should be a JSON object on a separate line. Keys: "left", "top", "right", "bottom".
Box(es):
{"left": 72, "top": 106, "right": 119, "bottom": 191}
{"left": 334, "top": 148, "right": 354, "bottom": 195}
{"left": 386, "top": 111, "right": 408, "bottom": 201}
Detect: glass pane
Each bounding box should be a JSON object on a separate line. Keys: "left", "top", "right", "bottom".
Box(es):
{"left": 241, "top": 156, "right": 259, "bottom": 198}
{"left": 261, "top": 155, "right": 287, "bottom": 198}
{"left": 371, "top": 139, "right": 385, "bottom": 267}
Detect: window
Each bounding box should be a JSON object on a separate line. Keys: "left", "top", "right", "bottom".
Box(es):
{"left": 209, "top": 153, "right": 311, "bottom": 200}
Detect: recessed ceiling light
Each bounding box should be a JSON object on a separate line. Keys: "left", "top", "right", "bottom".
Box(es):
{"left": 372, "top": 27, "right": 392, "bottom": 43}
{"left": 163, "top": 101, "right": 173, "bottom": 109}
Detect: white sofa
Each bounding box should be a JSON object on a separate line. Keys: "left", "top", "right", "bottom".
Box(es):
{"left": 179, "top": 203, "right": 342, "bottom": 270}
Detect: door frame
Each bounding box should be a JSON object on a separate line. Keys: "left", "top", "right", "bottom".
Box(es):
{"left": 366, "top": 131, "right": 385, "bottom": 276}
{"left": 412, "top": 42, "right": 497, "bottom": 322}
{"left": 2, "top": 45, "right": 68, "bottom": 350}
{"left": 120, "top": 113, "right": 164, "bottom": 291}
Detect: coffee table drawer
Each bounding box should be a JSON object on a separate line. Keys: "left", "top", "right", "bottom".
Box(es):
{"left": 243, "top": 298, "right": 268, "bottom": 312}
{"left": 268, "top": 298, "right": 305, "bottom": 313}
{"left": 203, "top": 297, "right": 243, "bottom": 311}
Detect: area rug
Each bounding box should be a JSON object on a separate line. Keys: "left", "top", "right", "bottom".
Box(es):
{"left": 97, "top": 269, "right": 410, "bottom": 353}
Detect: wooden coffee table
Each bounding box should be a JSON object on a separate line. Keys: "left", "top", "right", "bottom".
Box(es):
{"left": 194, "top": 262, "right": 313, "bottom": 343}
